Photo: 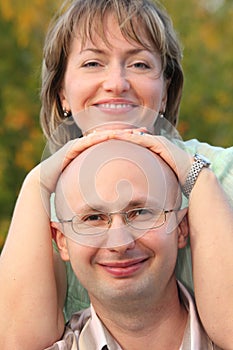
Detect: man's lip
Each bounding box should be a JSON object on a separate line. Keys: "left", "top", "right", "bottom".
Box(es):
{"left": 100, "top": 257, "right": 148, "bottom": 268}
{"left": 98, "top": 257, "right": 149, "bottom": 277}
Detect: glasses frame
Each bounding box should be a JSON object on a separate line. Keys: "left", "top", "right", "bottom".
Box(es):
{"left": 58, "top": 208, "right": 178, "bottom": 237}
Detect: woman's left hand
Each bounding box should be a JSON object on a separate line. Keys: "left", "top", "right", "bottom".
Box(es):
{"left": 108, "top": 130, "right": 193, "bottom": 186}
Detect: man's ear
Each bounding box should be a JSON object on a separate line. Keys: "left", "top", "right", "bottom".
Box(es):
{"left": 51, "top": 222, "right": 70, "bottom": 261}
{"left": 177, "top": 208, "right": 189, "bottom": 249}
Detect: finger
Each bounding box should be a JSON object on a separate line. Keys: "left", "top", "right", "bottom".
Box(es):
{"left": 85, "top": 126, "right": 149, "bottom": 137}
{"left": 111, "top": 133, "right": 172, "bottom": 161}
{"left": 111, "top": 132, "right": 192, "bottom": 182}
{"left": 41, "top": 133, "right": 113, "bottom": 191}
{"left": 62, "top": 127, "right": 149, "bottom": 168}
{"left": 62, "top": 132, "right": 114, "bottom": 168}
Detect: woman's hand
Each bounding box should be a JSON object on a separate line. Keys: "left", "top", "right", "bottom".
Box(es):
{"left": 110, "top": 131, "right": 193, "bottom": 186}
{"left": 39, "top": 127, "right": 149, "bottom": 194}
{"left": 39, "top": 132, "right": 117, "bottom": 193}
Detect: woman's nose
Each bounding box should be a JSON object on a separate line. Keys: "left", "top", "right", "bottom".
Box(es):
{"left": 102, "top": 64, "right": 130, "bottom": 94}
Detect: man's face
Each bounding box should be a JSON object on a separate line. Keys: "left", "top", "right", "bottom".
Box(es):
{"left": 55, "top": 141, "right": 187, "bottom": 308}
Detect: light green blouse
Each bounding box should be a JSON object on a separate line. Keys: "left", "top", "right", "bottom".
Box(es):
{"left": 62, "top": 139, "right": 233, "bottom": 321}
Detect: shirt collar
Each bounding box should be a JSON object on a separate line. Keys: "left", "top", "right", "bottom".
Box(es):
{"left": 79, "top": 283, "right": 212, "bottom": 350}
{"left": 178, "top": 281, "right": 213, "bottom": 350}
{"left": 78, "top": 305, "right": 122, "bottom": 350}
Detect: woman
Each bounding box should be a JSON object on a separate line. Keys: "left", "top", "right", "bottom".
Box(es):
{"left": 0, "top": 0, "right": 232, "bottom": 349}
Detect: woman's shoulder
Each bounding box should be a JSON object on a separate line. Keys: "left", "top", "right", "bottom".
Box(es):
{"left": 181, "top": 138, "right": 233, "bottom": 205}
{"left": 182, "top": 138, "right": 232, "bottom": 156}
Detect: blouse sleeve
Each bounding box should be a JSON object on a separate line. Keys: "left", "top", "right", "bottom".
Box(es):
{"left": 175, "top": 139, "right": 233, "bottom": 293}
{"left": 181, "top": 139, "right": 233, "bottom": 206}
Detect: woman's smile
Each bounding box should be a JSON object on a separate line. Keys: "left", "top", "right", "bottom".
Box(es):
{"left": 59, "top": 15, "right": 168, "bottom": 120}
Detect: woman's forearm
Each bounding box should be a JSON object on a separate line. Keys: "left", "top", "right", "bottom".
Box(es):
{"left": 110, "top": 132, "right": 233, "bottom": 348}
{"left": 189, "top": 168, "right": 233, "bottom": 348}
{"left": 0, "top": 134, "right": 113, "bottom": 350}
{"left": 0, "top": 166, "right": 64, "bottom": 350}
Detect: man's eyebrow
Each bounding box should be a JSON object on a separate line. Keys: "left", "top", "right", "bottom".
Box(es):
{"left": 124, "top": 198, "right": 161, "bottom": 209}
{"left": 75, "top": 197, "right": 161, "bottom": 213}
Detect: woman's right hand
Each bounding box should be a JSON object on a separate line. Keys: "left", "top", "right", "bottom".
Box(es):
{"left": 0, "top": 130, "right": 123, "bottom": 350}
{"left": 38, "top": 132, "right": 117, "bottom": 194}
{"left": 37, "top": 126, "right": 148, "bottom": 194}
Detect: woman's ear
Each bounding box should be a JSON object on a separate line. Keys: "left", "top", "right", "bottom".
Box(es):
{"left": 59, "top": 87, "right": 70, "bottom": 112}
{"left": 160, "top": 78, "right": 171, "bottom": 112}
{"left": 177, "top": 209, "right": 189, "bottom": 249}
{"left": 50, "top": 222, "right": 70, "bottom": 261}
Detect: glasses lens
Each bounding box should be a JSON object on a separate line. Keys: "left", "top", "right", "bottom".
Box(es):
{"left": 70, "top": 209, "right": 166, "bottom": 235}
{"left": 72, "top": 213, "right": 110, "bottom": 235}
{"left": 126, "top": 208, "right": 165, "bottom": 230}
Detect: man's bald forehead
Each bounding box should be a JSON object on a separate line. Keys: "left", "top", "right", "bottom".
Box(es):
{"left": 56, "top": 139, "right": 181, "bottom": 208}
{"left": 63, "top": 139, "right": 169, "bottom": 176}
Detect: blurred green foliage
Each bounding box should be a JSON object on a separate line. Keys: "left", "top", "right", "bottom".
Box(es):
{"left": 163, "top": 0, "right": 233, "bottom": 144}
{"left": 0, "top": 0, "right": 232, "bottom": 250}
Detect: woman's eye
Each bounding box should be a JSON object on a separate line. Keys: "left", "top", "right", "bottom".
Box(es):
{"left": 131, "top": 62, "right": 150, "bottom": 69}
{"left": 82, "top": 61, "right": 102, "bottom": 68}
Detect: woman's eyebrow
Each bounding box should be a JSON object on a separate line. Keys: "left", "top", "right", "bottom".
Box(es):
{"left": 79, "top": 47, "right": 153, "bottom": 55}
{"left": 79, "top": 48, "right": 104, "bottom": 55}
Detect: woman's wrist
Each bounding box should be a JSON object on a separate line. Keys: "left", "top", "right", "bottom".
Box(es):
{"left": 189, "top": 167, "right": 216, "bottom": 199}
{"left": 182, "top": 153, "right": 211, "bottom": 199}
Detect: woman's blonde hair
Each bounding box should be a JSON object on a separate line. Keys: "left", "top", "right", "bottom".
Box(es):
{"left": 40, "top": 0, "right": 183, "bottom": 150}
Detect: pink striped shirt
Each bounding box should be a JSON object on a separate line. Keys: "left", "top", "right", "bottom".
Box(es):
{"left": 46, "top": 282, "right": 221, "bottom": 350}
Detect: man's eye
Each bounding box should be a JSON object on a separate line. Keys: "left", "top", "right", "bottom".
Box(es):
{"left": 81, "top": 213, "right": 109, "bottom": 225}
{"left": 128, "top": 208, "right": 151, "bottom": 219}
{"left": 84, "top": 214, "right": 102, "bottom": 221}
{"left": 136, "top": 208, "right": 153, "bottom": 216}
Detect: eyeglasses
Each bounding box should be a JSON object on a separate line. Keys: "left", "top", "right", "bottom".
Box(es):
{"left": 58, "top": 208, "right": 176, "bottom": 236}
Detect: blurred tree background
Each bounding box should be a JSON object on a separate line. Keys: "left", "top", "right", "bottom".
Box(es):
{"left": 0, "top": 0, "right": 232, "bottom": 251}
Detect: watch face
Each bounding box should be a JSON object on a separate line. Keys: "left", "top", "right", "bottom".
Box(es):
{"left": 194, "top": 153, "right": 211, "bottom": 166}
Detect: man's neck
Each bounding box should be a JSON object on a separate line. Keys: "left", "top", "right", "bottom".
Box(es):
{"left": 91, "top": 283, "right": 188, "bottom": 350}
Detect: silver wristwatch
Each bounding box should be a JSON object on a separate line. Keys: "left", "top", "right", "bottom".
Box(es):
{"left": 182, "top": 153, "right": 211, "bottom": 198}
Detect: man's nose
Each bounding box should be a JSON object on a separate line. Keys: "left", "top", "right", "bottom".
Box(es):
{"left": 102, "top": 64, "right": 130, "bottom": 94}
{"left": 103, "top": 215, "right": 136, "bottom": 251}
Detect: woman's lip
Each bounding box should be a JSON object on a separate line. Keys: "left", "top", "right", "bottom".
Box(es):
{"left": 96, "top": 103, "right": 135, "bottom": 108}
{"left": 99, "top": 258, "right": 148, "bottom": 277}
{"left": 93, "top": 100, "right": 138, "bottom": 114}
{"left": 93, "top": 98, "right": 138, "bottom": 105}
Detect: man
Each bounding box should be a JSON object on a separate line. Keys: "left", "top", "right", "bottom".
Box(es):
{"left": 49, "top": 139, "right": 221, "bottom": 350}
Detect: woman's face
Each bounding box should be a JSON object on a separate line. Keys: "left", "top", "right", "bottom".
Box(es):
{"left": 59, "top": 14, "right": 169, "bottom": 119}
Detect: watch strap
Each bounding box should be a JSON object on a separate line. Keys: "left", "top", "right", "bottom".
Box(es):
{"left": 182, "top": 153, "right": 210, "bottom": 199}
